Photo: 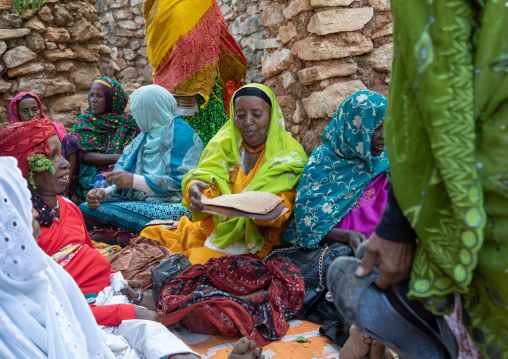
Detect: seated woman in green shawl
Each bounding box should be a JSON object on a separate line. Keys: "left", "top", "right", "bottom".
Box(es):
{"left": 81, "top": 85, "right": 204, "bottom": 234}
{"left": 139, "top": 84, "right": 308, "bottom": 265}
{"left": 72, "top": 77, "right": 140, "bottom": 201}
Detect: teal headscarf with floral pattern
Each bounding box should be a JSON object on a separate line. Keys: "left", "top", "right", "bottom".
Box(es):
{"left": 284, "top": 91, "right": 389, "bottom": 248}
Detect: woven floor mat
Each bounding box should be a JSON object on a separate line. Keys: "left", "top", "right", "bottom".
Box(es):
{"left": 174, "top": 319, "right": 341, "bottom": 359}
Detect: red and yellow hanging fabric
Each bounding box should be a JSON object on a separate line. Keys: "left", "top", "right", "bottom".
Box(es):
{"left": 144, "top": 0, "right": 247, "bottom": 105}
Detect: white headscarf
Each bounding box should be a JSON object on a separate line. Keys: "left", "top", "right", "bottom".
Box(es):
{"left": 0, "top": 157, "right": 108, "bottom": 359}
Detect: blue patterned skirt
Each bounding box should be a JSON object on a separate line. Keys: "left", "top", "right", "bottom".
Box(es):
{"left": 79, "top": 201, "right": 191, "bottom": 233}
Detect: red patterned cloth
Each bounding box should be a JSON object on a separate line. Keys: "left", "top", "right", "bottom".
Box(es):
{"left": 157, "top": 255, "right": 305, "bottom": 346}
{"left": 152, "top": 0, "right": 247, "bottom": 102}
{"left": 0, "top": 118, "right": 56, "bottom": 178}
{"left": 445, "top": 293, "right": 484, "bottom": 359}
{"left": 223, "top": 79, "right": 244, "bottom": 118}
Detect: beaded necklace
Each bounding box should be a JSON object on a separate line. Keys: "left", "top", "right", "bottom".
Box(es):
{"left": 230, "top": 143, "right": 266, "bottom": 184}
{"left": 243, "top": 141, "right": 265, "bottom": 154}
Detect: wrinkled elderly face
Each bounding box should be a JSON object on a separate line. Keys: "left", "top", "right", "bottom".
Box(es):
{"left": 370, "top": 124, "right": 384, "bottom": 157}
{"left": 89, "top": 82, "right": 105, "bottom": 115}
{"left": 17, "top": 98, "right": 41, "bottom": 122}
{"left": 32, "top": 135, "right": 70, "bottom": 196}
{"left": 234, "top": 96, "right": 271, "bottom": 149}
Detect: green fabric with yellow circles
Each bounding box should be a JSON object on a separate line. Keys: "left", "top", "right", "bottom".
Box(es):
{"left": 387, "top": 0, "right": 508, "bottom": 356}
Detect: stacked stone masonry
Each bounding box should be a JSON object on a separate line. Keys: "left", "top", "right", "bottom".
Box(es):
{"left": 95, "top": 0, "right": 152, "bottom": 85}
{"left": 0, "top": 0, "right": 120, "bottom": 129}
{"left": 1, "top": 0, "right": 394, "bottom": 155}
{"left": 218, "top": 0, "right": 268, "bottom": 84}
{"left": 260, "top": 0, "right": 393, "bottom": 153}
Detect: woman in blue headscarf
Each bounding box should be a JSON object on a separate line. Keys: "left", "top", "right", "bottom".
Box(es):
{"left": 80, "top": 85, "right": 205, "bottom": 234}
{"left": 283, "top": 91, "right": 390, "bottom": 251}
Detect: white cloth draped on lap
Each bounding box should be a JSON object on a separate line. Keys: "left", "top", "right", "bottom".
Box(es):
{"left": 104, "top": 320, "right": 200, "bottom": 359}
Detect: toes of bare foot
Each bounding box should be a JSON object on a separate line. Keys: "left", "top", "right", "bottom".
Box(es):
{"left": 228, "top": 337, "right": 263, "bottom": 359}
{"left": 248, "top": 340, "right": 257, "bottom": 352}
{"left": 341, "top": 325, "right": 371, "bottom": 359}
{"left": 367, "top": 339, "right": 392, "bottom": 359}
{"left": 253, "top": 346, "right": 264, "bottom": 359}
{"left": 351, "top": 325, "right": 371, "bottom": 350}
{"left": 230, "top": 337, "right": 249, "bottom": 356}
{"left": 363, "top": 332, "right": 372, "bottom": 346}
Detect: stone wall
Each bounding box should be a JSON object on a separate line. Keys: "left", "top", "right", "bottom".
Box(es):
{"left": 218, "top": 0, "right": 268, "bottom": 84}
{"left": 260, "top": 0, "right": 393, "bottom": 153}
{"left": 0, "top": 0, "right": 394, "bottom": 153}
{"left": 0, "top": 0, "right": 120, "bottom": 129}
{"left": 95, "top": 0, "right": 152, "bottom": 85}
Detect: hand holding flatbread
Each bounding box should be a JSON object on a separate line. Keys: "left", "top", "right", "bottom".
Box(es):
{"left": 200, "top": 191, "right": 289, "bottom": 221}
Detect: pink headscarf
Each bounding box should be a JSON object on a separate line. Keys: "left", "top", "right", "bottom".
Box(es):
{"left": 9, "top": 92, "right": 67, "bottom": 141}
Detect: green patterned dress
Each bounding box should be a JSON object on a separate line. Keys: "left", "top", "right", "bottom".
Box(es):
{"left": 182, "top": 76, "right": 229, "bottom": 147}
{"left": 386, "top": 1, "right": 508, "bottom": 357}
{"left": 72, "top": 77, "right": 140, "bottom": 201}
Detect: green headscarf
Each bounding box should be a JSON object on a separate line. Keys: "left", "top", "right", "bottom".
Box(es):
{"left": 181, "top": 83, "right": 308, "bottom": 253}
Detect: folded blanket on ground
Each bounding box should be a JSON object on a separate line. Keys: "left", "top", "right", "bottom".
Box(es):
{"left": 157, "top": 255, "right": 305, "bottom": 346}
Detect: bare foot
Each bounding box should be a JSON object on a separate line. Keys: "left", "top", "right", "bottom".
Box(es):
{"left": 228, "top": 337, "right": 265, "bottom": 359}
{"left": 341, "top": 325, "right": 372, "bottom": 359}
{"left": 368, "top": 339, "right": 393, "bottom": 359}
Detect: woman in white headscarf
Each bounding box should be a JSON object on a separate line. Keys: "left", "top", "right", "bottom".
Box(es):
{"left": 0, "top": 156, "right": 208, "bottom": 359}
{"left": 81, "top": 85, "right": 205, "bottom": 234}
{"left": 0, "top": 156, "right": 108, "bottom": 359}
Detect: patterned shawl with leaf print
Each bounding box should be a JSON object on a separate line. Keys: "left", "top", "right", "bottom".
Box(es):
{"left": 284, "top": 91, "right": 389, "bottom": 249}
{"left": 72, "top": 77, "right": 140, "bottom": 200}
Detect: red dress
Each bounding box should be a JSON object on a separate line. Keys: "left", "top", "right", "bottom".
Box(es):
{"left": 38, "top": 196, "right": 135, "bottom": 326}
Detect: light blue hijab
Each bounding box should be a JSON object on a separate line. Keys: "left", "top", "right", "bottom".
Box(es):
{"left": 110, "top": 85, "right": 204, "bottom": 201}
{"left": 131, "top": 84, "right": 178, "bottom": 176}
{"left": 283, "top": 91, "right": 390, "bottom": 248}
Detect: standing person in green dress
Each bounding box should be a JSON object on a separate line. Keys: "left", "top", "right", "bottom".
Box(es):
{"left": 344, "top": 0, "right": 508, "bottom": 358}
{"left": 72, "top": 77, "right": 140, "bottom": 201}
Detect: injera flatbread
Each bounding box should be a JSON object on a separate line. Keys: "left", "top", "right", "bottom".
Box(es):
{"left": 144, "top": 219, "right": 178, "bottom": 229}
{"left": 200, "top": 191, "right": 284, "bottom": 214}
{"left": 202, "top": 202, "right": 289, "bottom": 221}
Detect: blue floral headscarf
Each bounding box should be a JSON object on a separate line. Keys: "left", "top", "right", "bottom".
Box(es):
{"left": 283, "top": 91, "right": 390, "bottom": 248}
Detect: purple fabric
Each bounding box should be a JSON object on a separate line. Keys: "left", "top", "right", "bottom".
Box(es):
{"left": 60, "top": 134, "right": 82, "bottom": 199}
{"left": 334, "top": 173, "right": 390, "bottom": 237}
